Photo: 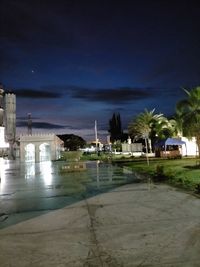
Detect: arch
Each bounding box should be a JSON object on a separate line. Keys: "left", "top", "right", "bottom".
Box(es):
{"left": 39, "top": 143, "right": 51, "bottom": 161}
{"left": 25, "top": 143, "right": 35, "bottom": 162}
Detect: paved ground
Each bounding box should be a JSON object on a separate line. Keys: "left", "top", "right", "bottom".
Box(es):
{"left": 0, "top": 182, "right": 199, "bottom": 267}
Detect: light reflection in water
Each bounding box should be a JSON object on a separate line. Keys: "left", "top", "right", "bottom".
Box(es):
{"left": 39, "top": 161, "right": 52, "bottom": 185}
{"left": 24, "top": 161, "right": 53, "bottom": 185}
{"left": 25, "top": 162, "right": 35, "bottom": 179}
{"left": 0, "top": 158, "right": 10, "bottom": 189}
{"left": 96, "top": 160, "right": 100, "bottom": 188}
{"left": 95, "top": 161, "right": 116, "bottom": 187}
{"left": 0, "top": 160, "right": 134, "bottom": 229}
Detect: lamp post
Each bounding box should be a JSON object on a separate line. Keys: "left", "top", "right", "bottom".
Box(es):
{"left": 143, "top": 134, "right": 149, "bottom": 166}
{"left": 94, "top": 120, "right": 98, "bottom": 153}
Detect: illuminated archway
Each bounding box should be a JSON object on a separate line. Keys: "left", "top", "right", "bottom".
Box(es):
{"left": 39, "top": 143, "right": 50, "bottom": 161}
{"left": 25, "top": 143, "right": 35, "bottom": 162}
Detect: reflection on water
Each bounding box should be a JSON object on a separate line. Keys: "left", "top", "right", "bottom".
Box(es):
{"left": 39, "top": 161, "right": 53, "bottom": 185}
{"left": 96, "top": 160, "right": 100, "bottom": 188}
{"left": 25, "top": 162, "right": 35, "bottom": 178}
{"left": 0, "top": 160, "right": 136, "bottom": 229}
{"left": 0, "top": 158, "right": 10, "bottom": 189}
{"left": 25, "top": 161, "right": 53, "bottom": 185}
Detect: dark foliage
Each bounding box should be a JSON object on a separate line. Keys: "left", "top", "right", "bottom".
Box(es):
{"left": 108, "top": 113, "right": 123, "bottom": 142}
{"left": 195, "top": 183, "right": 200, "bottom": 194}
{"left": 153, "top": 165, "right": 169, "bottom": 182}
{"left": 58, "top": 134, "right": 86, "bottom": 151}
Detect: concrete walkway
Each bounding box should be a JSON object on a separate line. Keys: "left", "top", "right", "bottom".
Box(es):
{"left": 0, "top": 183, "right": 199, "bottom": 267}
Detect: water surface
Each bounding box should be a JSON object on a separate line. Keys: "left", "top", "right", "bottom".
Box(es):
{"left": 0, "top": 159, "right": 136, "bottom": 228}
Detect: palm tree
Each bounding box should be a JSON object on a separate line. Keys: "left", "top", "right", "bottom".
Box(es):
{"left": 128, "top": 109, "right": 164, "bottom": 153}
{"left": 176, "top": 86, "right": 200, "bottom": 157}
{"left": 153, "top": 117, "right": 180, "bottom": 139}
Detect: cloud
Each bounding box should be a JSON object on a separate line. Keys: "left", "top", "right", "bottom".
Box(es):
{"left": 69, "top": 86, "right": 154, "bottom": 104}
{"left": 14, "top": 89, "right": 62, "bottom": 98}
{"left": 17, "top": 120, "right": 66, "bottom": 129}
{"left": 105, "top": 107, "right": 127, "bottom": 112}
{"left": 17, "top": 115, "right": 39, "bottom": 120}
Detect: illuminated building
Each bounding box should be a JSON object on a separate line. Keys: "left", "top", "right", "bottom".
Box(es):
{"left": 0, "top": 85, "right": 63, "bottom": 162}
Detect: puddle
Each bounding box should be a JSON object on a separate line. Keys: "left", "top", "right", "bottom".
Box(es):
{"left": 0, "top": 160, "right": 138, "bottom": 228}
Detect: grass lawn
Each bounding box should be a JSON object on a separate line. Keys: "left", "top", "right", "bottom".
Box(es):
{"left": 120, "top": 157, "right": 200, "bottom": 193}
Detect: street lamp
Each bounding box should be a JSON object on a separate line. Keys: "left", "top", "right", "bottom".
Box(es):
{"left": 143, "top": 134, "right": 149, "bottom": 166}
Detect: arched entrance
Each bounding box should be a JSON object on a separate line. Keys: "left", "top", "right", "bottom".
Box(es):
{"left": 20, "top": 134, "right": 63, "bottom": 162}
{"left": 39, "top": 143, "right": 51, "bottom": 161}
{"left": 25, "top": 143, "right": 35, "bottom": 162}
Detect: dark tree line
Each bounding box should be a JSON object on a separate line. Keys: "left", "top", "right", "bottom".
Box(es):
{"left": 58, "top": 134, "right": 86, "bottom": 151}
{"left": 108, "top": 113, "right": 127, "bottom": 143}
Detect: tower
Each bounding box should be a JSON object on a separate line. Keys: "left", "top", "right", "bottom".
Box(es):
{"left": 0, "top": 85, "right": 9, "bottom": 152}
{"left": 5, "top": 92, "right": 16, "bottom": 159}
{"left": 5, "top": 93, "right": 16, "bottom": 143}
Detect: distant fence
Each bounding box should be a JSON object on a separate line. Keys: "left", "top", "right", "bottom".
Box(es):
{"left": 122, "top": 143, "right": 142, "bottom": 153}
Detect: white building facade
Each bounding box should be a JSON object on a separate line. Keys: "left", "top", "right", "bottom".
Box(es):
{"left": 19, "top": 134, "right": 64, "bottom": 162}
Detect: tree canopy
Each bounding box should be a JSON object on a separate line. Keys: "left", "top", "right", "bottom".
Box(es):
{"left": 58, "top": 134, "right": 86, "bottom": 151}
{"left": 108, "top": 113, "right": 123, "bottom": 142}
{"left": 128, "top": 109, "right": 178, "bottom": 153}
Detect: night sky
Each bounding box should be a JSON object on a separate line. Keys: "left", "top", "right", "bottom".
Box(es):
{"left": 1, "top": 0, "right": 200, "bottom": 142}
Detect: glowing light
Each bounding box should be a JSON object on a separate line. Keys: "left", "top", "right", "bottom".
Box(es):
{"left": 0, "top": 127, "right": 9, "bottom": 148}
{"left": 25, "top": 162, "right": 36, "bottom": 179}
{"left": 39, "top": 161, "right": 52, "bottom": 185}
{"left": 0, "top": 158, "right": 10, "bottom": 190}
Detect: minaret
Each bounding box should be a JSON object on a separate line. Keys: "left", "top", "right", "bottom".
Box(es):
{"left": 5, "top": 92, "right": 16, "bottom": 144}
{"left": 0, "top": 85, "right": 9, "bottom": 150}
{"left": 4, "top": 90, "right": 16, "bottom": 159}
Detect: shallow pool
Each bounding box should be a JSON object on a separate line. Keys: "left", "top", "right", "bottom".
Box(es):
{"left": 0, "top": 159, "right": 137, "bottom": 228}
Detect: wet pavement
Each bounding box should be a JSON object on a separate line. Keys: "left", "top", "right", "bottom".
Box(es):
{"left": 0, "top": 159, "right": 135, "bottom": 229}
{"left": 0, "top": 159, "right": 200, "bottom": 266}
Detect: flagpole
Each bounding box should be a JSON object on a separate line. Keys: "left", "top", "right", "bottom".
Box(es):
{"left": 95, "top": 120, "right": 98, "bottom": 152}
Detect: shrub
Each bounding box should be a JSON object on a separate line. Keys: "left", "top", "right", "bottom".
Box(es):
{"left": 194, "top": 183, "right": 200, "bottom": 194}
{"left": 61, "top": 151, "right": 83, "bottom": 161}
{"left": 153, "top": 164, "right": 168, "bottom": 182}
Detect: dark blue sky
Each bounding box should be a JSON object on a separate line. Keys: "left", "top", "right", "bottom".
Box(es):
{"left": 1, "top": 0, "right": 200, "bottom": 142}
